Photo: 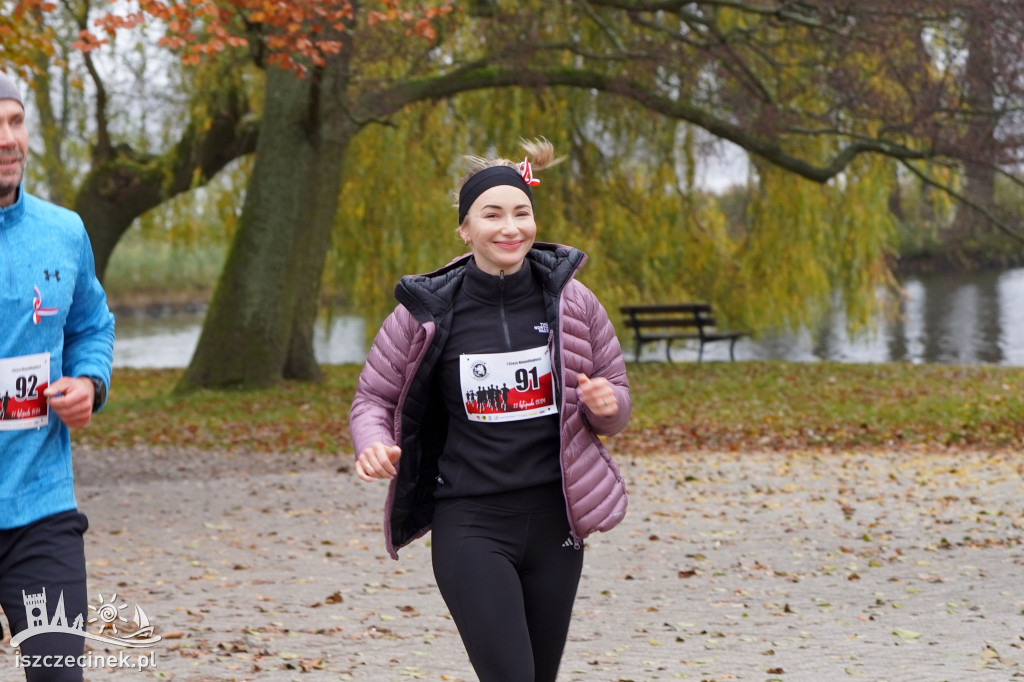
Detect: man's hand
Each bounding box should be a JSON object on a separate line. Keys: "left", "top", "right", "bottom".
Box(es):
{"left": 44, "top": 376, "right": 95, "bottom": 428}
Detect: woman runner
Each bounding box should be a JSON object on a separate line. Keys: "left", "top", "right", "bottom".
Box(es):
{"left": 350, "top": 137, "right": 630, "bottom": 682}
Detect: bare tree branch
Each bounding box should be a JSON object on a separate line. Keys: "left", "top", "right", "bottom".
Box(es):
{"left": 364, "top": 66, "right": 936, "bottom": 183}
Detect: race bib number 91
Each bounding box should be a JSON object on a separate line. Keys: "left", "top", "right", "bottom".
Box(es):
{"left": 0, "top": 353, "right": 50, "bottom": 430}
{"left": 461, "top": 346, "right": 558, "bottom": 423}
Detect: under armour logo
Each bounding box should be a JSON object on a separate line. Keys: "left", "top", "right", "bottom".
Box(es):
{"left": 43, "top": 269, "right": 60, "bottom": 282}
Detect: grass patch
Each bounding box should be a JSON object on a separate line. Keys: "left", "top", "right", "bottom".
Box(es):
{"left": 103, "top": 237, "right": 226, "bottom": 309}
{"left": 625, "top": 362, "right": 1024, "bottom": 452}
{"left": 75, "top": 362, "right": 1024, "bottom": 455}
{"left": 77, "top": 367, "right": 360, "bottom": 454}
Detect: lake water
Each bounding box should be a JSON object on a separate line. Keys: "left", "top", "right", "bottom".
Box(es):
{"left": 113, "top": 314, "right": 367, "bottom": 368}
{"left": 111, "top": 267, "right": 1024, "bottom": 368}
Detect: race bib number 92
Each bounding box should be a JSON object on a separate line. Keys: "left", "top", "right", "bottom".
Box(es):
{"left": 0, "top": 353, "right": 50, "bottom": 430}
{"left": 461, "top": 346, "right": 558, "bottom": 423}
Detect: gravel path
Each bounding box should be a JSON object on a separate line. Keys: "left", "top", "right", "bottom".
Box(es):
{"left": 3, "top": 446, "right": 1023, "bottom": 681}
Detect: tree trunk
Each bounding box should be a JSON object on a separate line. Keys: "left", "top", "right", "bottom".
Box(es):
{"left": 75, "top": 157, "right": 165, "bottom": 279}
{"left": 70, "top": 95, "right": 258, "bottom": 280}
{"left": 947, "top": 6, "right": 997, "bottom": 253}
{"left": 179, "top": 65, "right": 352, "bottom": 389}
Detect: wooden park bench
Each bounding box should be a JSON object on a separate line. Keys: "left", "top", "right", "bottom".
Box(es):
{"left": 619, "top": 303, "right": 750, "bottom": 362}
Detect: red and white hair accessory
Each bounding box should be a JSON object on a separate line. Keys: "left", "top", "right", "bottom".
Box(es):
{"left": 518, "top": 157, "right": 540, "bottom": 186}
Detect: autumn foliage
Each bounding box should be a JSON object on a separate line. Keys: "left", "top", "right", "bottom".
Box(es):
{"left": 0, "top": 0, "right": 58, "bottom": 69}
{"left": 19, "top": 0, "right": 453, "bottom": 75}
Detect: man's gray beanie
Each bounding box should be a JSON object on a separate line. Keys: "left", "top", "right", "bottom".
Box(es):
{"left": 0, "top": 72, "right": 24, "bottom": 109}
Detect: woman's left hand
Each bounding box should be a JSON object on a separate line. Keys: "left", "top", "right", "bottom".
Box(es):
{"left": 577, "top": 373, "right": 618, "bottom": 418}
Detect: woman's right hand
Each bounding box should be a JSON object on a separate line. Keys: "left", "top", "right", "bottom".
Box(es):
{"left": 355, "top": 443, "right": 402, "bottom": 482}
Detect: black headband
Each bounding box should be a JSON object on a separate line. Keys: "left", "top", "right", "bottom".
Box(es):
{"left": 458, "top": 165, "right": 534, "bottom": 225}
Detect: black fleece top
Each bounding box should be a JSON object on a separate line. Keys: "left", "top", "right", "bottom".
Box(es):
{"left": 434, "top": 257, "right": 561, "bottom": 498}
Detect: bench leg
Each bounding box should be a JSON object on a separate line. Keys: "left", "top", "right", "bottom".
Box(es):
{"left": 729, "top": 337, "right": 738, "bottom": 362}
{"left": 665, "top": 340, "right": 673, "bottom": 363}
{"left": 697, "top": 341, "right": 704, "bottom": 363}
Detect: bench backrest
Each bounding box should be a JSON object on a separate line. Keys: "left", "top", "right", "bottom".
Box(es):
{"left": 620, "top": 304, "right": 716, "bottom": 329}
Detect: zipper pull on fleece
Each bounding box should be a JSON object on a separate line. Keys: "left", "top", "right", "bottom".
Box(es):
{"left": 498, "top": 270, "right": 512, "bottom": 349}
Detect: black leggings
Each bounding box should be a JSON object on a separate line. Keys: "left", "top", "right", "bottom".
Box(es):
{"left": 431, "top": 483, "right": 584, "bottom": 682}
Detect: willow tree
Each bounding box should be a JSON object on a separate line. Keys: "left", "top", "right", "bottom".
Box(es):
{"left": 17, "top": 0, "right": 1024, "bottom": 387}
{"left": 330, "top": 83, "right": 892, "bottom": 343}
{"left": 330, "top": 90, "right": 743, "bottom": 340}
{"left": 333, "top": 1, "right": 1016, "bottom": 331}
{"left": 177, "top": 0, "right": 1024, "bottom": 387}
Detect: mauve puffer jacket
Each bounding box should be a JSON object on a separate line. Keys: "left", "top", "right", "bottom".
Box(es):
{"left": 349, "top": 244, "right": 630, "bottom": 559}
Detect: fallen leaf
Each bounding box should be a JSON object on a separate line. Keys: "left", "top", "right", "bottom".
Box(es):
{"left": 893, "top": 629, "right": 922, "bottom": 641}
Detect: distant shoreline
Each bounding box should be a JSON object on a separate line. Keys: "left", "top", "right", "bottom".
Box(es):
{"left": 108, "top": 299, "right": 208, "bottom": 318}
{"left": 105, "top": 255, "right": 1024, "bottom": 317}
{"left": 895, "top": 252, "right": 1024, "bottom": 276}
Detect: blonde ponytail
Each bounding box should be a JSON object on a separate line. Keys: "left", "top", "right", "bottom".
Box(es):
{"left": 453, "top": 136, "right": 565, "bottom": 218}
